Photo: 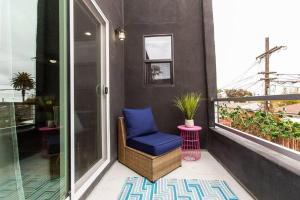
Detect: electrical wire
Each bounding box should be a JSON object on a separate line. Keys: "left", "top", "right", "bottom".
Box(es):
{"left": 221, "top": 61, "right": 260, "bottom": 89}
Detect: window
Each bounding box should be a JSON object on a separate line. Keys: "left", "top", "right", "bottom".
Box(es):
{"left": 144, "top": 35, "right": 174, "bottom": 85}
{"left": 212, "top": 0, "right": 300, "bottom": 159}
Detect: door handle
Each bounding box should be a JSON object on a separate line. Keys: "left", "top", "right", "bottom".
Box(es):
{"left": 104, "top": 86, "right": 108, "bottom": 95}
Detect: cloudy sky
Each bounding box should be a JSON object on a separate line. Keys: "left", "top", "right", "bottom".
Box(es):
{"left": 213, "top": 0, "right": 300, "bottom": 95}
{"left": 0, "top": 0, "right": 37, "bottom": 102}
{"left": 1, "top": 0, "right": 300, "bottom": 101}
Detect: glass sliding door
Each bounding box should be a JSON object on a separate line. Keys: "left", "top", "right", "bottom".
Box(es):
{"left": 72, "top": 0, "right": 110, "bottom": 195}
{"left": 74, "top": 0, "right": 102, "bottom": 182}
{"left": 0, "top": 0, "right": 69, "bottom": 199}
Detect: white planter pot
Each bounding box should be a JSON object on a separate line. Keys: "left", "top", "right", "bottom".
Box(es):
{"left": 47, "top": 120, "right": 55, "bottom": 128}
{"left": 185, "top": 119, "right": 194, "bottom": 127}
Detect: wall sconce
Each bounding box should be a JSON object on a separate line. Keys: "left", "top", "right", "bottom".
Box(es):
{"left": 115, "top": 27, "right": 126, "bottom": 41}
{"left": 49, "top": 59, "right": 57, "bottom": 64}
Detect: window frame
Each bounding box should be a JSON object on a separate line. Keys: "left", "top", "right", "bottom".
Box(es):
{"left": 143, "top": 34, "right": 175, "bottom": 87}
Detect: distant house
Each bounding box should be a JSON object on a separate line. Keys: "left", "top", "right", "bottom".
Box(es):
{"left": 275, "top": 103, "right": 300, "bottom": 115}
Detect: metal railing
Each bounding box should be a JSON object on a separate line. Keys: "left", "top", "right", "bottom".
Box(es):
{"left": 211, "top": 93, "right": 300, "bottom": 161}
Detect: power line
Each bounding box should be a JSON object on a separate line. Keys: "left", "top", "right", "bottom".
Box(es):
{"left": 224, "top": 73, "right": 258, "bottom": 89}
{"left": 244, "top": 80, "right": 260, "bottom": 90}
{"left": 221, "top": 61, "right": 260, "bottom": 89}
{"left": 235, "top": 79, "right": 261, "bottom": 90}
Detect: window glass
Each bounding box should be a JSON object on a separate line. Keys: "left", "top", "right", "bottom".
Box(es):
{"left": 0, "top": 0, "right": 69, "bottom": 199}
{"left": 145, "top": 36, "right": 172, "bottom": 60}
{"left": 146, "top": 63, "right": 172, "bottom": 85}
{"left": 74, "top": 0, "right": 103, "bottom": 181}
{"left": 144, "top": 35, "right": 174, "bottom": 85}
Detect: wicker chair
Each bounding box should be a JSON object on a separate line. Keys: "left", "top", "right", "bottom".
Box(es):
{"left": 118, "top": 117, "right": 182, "bottom": 182}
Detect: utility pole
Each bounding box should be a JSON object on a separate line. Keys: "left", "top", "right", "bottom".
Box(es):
{"left": 256, "top": 37, "right": 286, "bottom": 111}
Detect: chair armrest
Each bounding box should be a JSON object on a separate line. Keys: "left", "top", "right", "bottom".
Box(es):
{"left": 118, "top": 117, "right": 127, "bottom": 163}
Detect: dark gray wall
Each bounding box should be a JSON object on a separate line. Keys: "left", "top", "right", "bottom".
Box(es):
{"left": 208, "top": 129, "right": 300, "bottom": 200}
{"left": 81, "top": 0, "right": 124, "bottom": 198}
{"left": 124, "top": 0, "right": 209, "bottom": 147}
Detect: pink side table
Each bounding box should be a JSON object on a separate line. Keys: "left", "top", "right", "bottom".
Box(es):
{"left": 177, "top": 125, "right": 202, "bottom": 161}
{"left": 38, "top": 127, "right": 60, "bottom": 158}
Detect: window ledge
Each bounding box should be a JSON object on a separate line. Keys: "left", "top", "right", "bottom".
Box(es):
{"left": 210, "top": 127, "right": 300, "bottom": 176}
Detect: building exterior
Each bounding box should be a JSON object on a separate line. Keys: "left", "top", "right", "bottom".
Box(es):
{"left": 0, "top": 0, "right": 299, "bottom": 200}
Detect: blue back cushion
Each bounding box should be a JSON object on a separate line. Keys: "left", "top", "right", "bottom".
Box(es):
{"left": 123, "top": 107, "right": 158, "bottom": 139}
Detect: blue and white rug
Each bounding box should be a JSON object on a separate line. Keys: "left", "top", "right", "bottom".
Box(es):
{"left": 119, "top": 177, "right": 239, "bottom": 200}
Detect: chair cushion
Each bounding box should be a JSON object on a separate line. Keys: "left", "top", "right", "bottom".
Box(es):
{"left": 127, "top": 132, "right": 182, "bottom": 156}
{"left": 123, "top": 107, "right": 158, "bottom": 139}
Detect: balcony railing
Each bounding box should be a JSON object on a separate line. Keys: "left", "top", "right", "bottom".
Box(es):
{"left": 212, "top": 94, "right": 300, "bottom": 161}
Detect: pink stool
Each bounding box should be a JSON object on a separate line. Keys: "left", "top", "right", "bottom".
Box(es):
{"left": 177, "top": 125, "right": 202, "bottom": 161}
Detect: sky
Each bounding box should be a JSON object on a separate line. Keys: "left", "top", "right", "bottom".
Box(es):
{"left": 0, "top": 0, "right": 37, "bottom": 102}
{"left": 213, "top": 0, "right": 300, "bottom": 95}
{"left": 145, "top": 36, "right": 172, "bottom": 60}
{"left": 1, "top": 0, "right": 300, "bottom": 101}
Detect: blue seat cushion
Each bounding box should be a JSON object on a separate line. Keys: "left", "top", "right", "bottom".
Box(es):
{"left": 123, "top": 107, "right": 158, "bottom": 139}
{"left": 127, "top": 132, "right": 182, "bottom": 156}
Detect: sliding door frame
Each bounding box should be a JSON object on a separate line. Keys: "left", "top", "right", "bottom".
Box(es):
{"left": 69, "top": 0, "right": 110, "bottom": 199}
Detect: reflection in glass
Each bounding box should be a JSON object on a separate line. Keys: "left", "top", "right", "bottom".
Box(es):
{"left": 0, "top": 0, "right": 68, "bottom": 199}
{"left": 74, "top": 0, "right": 102, "bottom": 182}
{"left": 146, "top": 63, "right": 173, "bottom": 85}
{"left": 145, "top": 36, "right": 172, "bottom": 60}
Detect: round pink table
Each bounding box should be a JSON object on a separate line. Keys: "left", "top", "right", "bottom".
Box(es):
{"left": 177, "top": 125, "right": 202, "bottom": 161}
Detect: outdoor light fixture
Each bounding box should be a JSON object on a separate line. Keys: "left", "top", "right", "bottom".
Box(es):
{"left": 49, "top": 59, "right": 57, "bottom": 64}
{"left": 115, "top": 27, "right": 126, "bottom": 41}
{"left": 84, "top": 31, "right": 92, "bottom": 36}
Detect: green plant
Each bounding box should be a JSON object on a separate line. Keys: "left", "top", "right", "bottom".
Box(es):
{"left": 37, "top": 96, "right": 56, "bottom": 120}
{"left": 219, "top": 106, "right": 300, "bottom": 142}
{"left": 174, "top": 92, "right": 201, "bottom": 120}
{"left": 11, "top": 72, "right": 35, "bottom": 102}
{"left": 219, "top": 105, "right": 230, "bottom": 119}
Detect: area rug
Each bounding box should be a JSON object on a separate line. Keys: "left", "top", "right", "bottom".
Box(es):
{"left": 118, "top": 177, "right": 239, "bottom": 200}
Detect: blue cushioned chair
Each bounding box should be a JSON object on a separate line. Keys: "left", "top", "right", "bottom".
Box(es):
{"left": 127, "top": 132, "right": 182, "bottom": 156}
{"left": 118, "top": 107, "right": 182, "bottom": 182}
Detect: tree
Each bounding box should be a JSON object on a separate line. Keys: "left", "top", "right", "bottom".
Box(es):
{"left": 11, "top": 72, "right": 35, "bottom": 102}
{"left": 151, "top": 65, "right": 162, "bottom": 79}
{"left": 224, "top": 89, "right": 253, "bottom": 98}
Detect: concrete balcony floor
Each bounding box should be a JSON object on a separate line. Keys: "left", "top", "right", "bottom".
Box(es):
{"left": 87, "top": 150, "right": 254, "bottom": 200}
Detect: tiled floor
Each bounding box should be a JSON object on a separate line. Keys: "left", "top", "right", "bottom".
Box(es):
{"left": 87, "top": 150, "right": 254, "bottom": 200}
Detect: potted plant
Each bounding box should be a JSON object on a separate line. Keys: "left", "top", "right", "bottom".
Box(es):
{"left": 174, "top": 92, "right": 201, "bottom": 127}
{"left": 38, "top": 96, "right": 56, "bottom": 128}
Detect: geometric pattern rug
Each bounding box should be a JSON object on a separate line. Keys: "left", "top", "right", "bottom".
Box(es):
{"left": 118, "top": 177, "right": 239, "bottom": 200}
{"left": 0, "top": 175, "right": 60, "bottom": 200}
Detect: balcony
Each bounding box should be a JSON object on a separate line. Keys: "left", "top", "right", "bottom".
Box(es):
{"left": 0, "top": 0, "right": 300, "bottom": 200}
{"left": 87, "top": 151, "right": 253, "bottom": 200}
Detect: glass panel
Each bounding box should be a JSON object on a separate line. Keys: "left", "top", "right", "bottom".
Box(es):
{"left": 145, "top": 36, "right": 172, "bottom": 60}
{"left": 216, "top": 100, "right": 300, "bottom": 152}
{"left": 146, "top": 62, "right": 173, "bottom": 85}
{"left": 74, "top": 1, "right": 102, "bottom": 181}
{"left": 0, "top": 0, "right": 68, "bottom": 199}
